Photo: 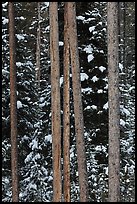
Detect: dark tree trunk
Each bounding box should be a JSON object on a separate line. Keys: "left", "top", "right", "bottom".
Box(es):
{"left": 49, "top": 2, "right": 62, "bottom": 202}
{"left": 107, "top": 2, "right": 120, "bottom": 202}
{"left": 9, "top": 2, "right": 19, "bottom": 202}
{"left": 63, "top": 3, "right": 70, "bottom": 202}
{"left": 67, "top": 2, "right": 89, "bottom": 202}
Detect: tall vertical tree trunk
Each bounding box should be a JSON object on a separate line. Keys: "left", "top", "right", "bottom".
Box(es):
{"left": 63, "top": 3, "right": 70, "bottom": 202}
{"left": 107, "top": 2, "right": 120, "bottom": 202}
{"left": 8, "top": 2, "right": 19, "bottom": 202}
{"left": 67, "top": 2, "right": 89, "bottom": 202}
{"left": 49, "top": 2, "right": 62, "bottom": 202}
{"left": 36, "top": 2, "right": 41, "bottom": 87}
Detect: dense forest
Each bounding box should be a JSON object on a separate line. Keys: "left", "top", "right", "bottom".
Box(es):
{"left": 2, "top": 2, "right": 135, "bottom": 202}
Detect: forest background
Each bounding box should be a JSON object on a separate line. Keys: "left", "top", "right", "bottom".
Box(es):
{"left": 2, "top": 2, "right": 135, "bottom": 202}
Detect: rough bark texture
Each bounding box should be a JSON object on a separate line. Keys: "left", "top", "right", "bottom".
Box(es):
{"left": 9, "top": 2, "right": 19, "bottom": 202}
{"left": 107, "top": 2, "right": 120, "bottom": 202}
{"left": 36, "top": 2, "right": 41, "bottom": 87}
{"left": 67, "top": 2, "right": 89, "bottom": 202}
{"left": 63, "top": 3, "right": 70, "bottom": 202}
{"left": 49, "top": 2, "right": 62, "bottom": 202}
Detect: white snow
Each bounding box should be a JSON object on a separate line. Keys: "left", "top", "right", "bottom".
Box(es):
{"left": 88, "top": 54, "right": 94, "bottom": 62}
{"left": 122, "top": 107, "right": 130, "bottom": 116}
{"left": 129, "top": 86, "right": 135, "bottom": 92}
{"left": 2, "top": 2, "right": 8, "bottom": 7}
{"left": 82, "top": 87, "right": 93, "bottom": 94}
{"left": 97, "top": 89, "right": 103, "bottom": 93}
{"left": 85, "top": 106, "right": 91, "bottom": 110}
{"left": 59, "top": 41, "right": 64, "bottom": 46}
{"left": 20, "top": 16, "right": 25, "bottom": 20}
{"left": 44, "top": 2, "right": 49, "bottom": 7}
{"left": 83, "top": 45, "right": 93, "bottom": 53}
{"left": 28, "top": 183, "right": 37, "bottom": 190}
{"left": 76, "top": 15, "right": 85, "bottom": 21}
{"left": 80, "top": 73, "right": 89, "bottom": 81}
{"left": 30, "top": 138, "right": 38, "bottom": 150}
{"left": 45, "top": 135, "right": 52, "bottom": 143}
{"left": 99, "top": 66, "right": 106, "bottom": 72}
{"left": 119, "top": 63, "right": 123, "bottom": 71}
{"left": 120, "top": 119, "right": 126, "bottom": 127}
{"left": 91, "top": 76, "right": 99, "bottom": 82}
{"left": 2, "top": 18, "right": 9, "bottom": 25}
{"left": 45, "top": 25, "right": 50, "bottom": 31}
{"left": 39, "top": 102, "right": 46, "bottom": 108}
{"left": 16, "top": 62, "right": 23, "bottom": 67}
{"left": 16, "top": 34, "right": 25, "bottom": 41}
{"left": 17, "top": 100, "right": 23, "bottom": 109}
{"left": 91, "top": 105, "right": 97, "bottom": 110}
{"left": 39, "top": 97, "right": 45, "bottom": 103}
{"left": 104, "top": 167, "right": 108, "bottom": 175}
{"left": 89, "top": 26, "right": 96, "bottom": 32}
{"left": 60, "top": 76, "right": 63, "bottom": 86}
{"left": 103, "top": 102, "right": 108, "bottom": 110}
{"left": 25, "top": 152, "right": 33, "bottom": 163}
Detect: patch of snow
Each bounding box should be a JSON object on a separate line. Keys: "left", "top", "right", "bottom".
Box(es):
{"left": 45, "top": 135, "right": 52, "bottom": 143}
{"left": 120, "top": 118, "right": 126, "bottom": 127}
{"left": 103, "top": 102, "right": 108, "bottom": 110}
{"left": 16, "top": 62, "right": 23, "bottom": 67}
{"left": 99, "top": 66, "right": 106, "bottom": 72}
{"left": 60, "top": 76, "right": 63, "bottom": 86}
{"left": 97, "top": 89, "right": 103, "bottom": 93}
{"left": 91, "top": 76, "right": 99, "bottom": 82}
{"left": 88, "top": 54, "right": 94, "bottom": 62}
{"left": 39, "top": 102, "right": 46, "bottom": 108}
{"left": 80, "top": 73, "right": 89, "bottom": 81}
{"left": 59, "top": 41, "right": 64, "bottom": 46}
{"left": 30, "top": 138, "right": 38, "bottom": 150}
{"left": 91, "top": 105, "right": 97, "bottom": 110}
{"left": 2, "top": 2, "right": 8, "bottom": 7}
{"left": 76, "top": 16, "right": 85, "bottom": 21}
{"left": 83, "top": 45, "right": 93, "bottom": 53}
{"left": 89, "top": 26, "right": 96, "bottom": 32}
{"left": 82, "top": 87, "right": 93, "bottom": 93}
{"left": 16, "top": 34, "right": 25, "bottom": 41}
{"left": 20, "top": 16, "right": 25, "bottom": 20}
{"left": 39, "top": 97, "right": 45, "bottom": 103}
{"left": 2, "top": 18, "right": 9, "bottom": 25}
{"left": 119, "top": 63, "right": 123, "bottom": 71}
{"left": 17, "top": 100, "right": 23, "bottom": 109}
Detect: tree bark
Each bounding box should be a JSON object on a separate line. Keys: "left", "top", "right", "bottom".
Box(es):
{"left": 9, "top": 2, "right": 19, "bottom": 202}
{"left": 67, "top": 2, "right": 89, "bottom": 202}
{"left": 63, "top": 3, "right": 70, "bottom": 202}
{"left": 107, "top": 2, "right": 120, "bottom": 202}
{"left": 49, "top": 2, "right": 62, "bottom": 202}
{"left": 36, "top": 2, "right": 41, "bottom": 87}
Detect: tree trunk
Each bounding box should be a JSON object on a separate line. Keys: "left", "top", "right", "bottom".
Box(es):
{"left": 67, "top": 2, "right": 89, "bottom": 202}
{"left": 63, "top": 3, "right": 70, "bottom": 202}
{"left": 49, "top": 2, "right": 62, "bottom": 202}
{"left": 107, "top": 2, "right": 120, "bottom": 202}
{"left": 36, "top": 2, "right": 41, "bottom": 87}
{"left": 9, "top": 2, "right": 19, "bottom": 202}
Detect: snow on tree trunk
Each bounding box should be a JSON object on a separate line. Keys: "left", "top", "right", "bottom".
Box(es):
{"left": 107, "top": 2, "right": 120, "bottom": 202}
{"left": 67, "top": 2, "right": 89, "bottom": 202}
{"left": 49, "top": 2, "right": 62, "bottom": 202}
{"left": 9, "top": 2, "right": 19, "bottom": 202}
